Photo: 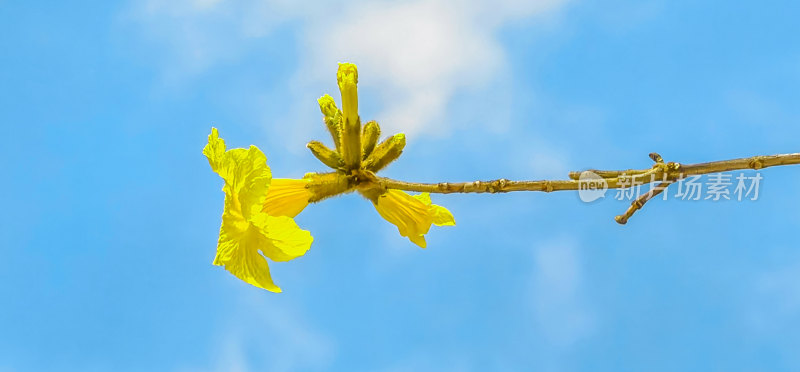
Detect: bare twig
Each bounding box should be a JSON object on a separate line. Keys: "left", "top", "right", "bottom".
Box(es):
{"left": 614, "top": 181, "right": 674, "bottom": 225}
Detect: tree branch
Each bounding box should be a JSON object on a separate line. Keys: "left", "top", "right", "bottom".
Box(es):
{"left": 363, "top": 152, "right": 800, "bottom": 224}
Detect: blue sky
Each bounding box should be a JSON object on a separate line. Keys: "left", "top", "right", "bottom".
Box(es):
{"left": 2, "top": 0, "right": 800, "bottom": 371}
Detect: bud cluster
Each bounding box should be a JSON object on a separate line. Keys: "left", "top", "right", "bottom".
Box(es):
{"left": 305, "top": 63, "right": 407, "bottom": 201}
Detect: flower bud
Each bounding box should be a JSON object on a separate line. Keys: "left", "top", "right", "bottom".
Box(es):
{"left": 336, "top": 63, "right": 359, "bottom": 126}
{"left": 337, "top": 63, "right": 361, "bottom": 168}
{"left": 317, "top": 94, "right": 338, "bottom": 118}
{"left": 361, "top": 120, "right": 381, "bottom": 159}
{"left": 307, "top": 141, "right": 344, "bottom": 170}
{"left": 318, "top": 94, "right": 342, "bottom": 151}
{"left": 364, "top": 133, "right": 406, "bottom": 172}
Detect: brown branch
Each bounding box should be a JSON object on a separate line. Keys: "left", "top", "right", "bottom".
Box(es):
{"left": 364, "top": 152, "right": 800, "bottom": 224}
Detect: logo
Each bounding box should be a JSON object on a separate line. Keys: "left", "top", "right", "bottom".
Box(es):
{"left": 578, "top": 171, "right": 608, "bottom": 202}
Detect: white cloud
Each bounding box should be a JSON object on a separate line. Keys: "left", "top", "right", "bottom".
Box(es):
{"left": 301, "top": 0, "right": 505, "bottom": 138}
{"left": 127, "top": 0, "right": 570, "bottom": 138}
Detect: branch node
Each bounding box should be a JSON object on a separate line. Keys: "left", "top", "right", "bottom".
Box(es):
{"left": 749, "top": 157, "right": 764, "bottom": 170}
{"left": 487, "top": 179, "right": 507, "bottom": 193}
{"left": 496, "top": 178, "right": 508, "bottom": 192}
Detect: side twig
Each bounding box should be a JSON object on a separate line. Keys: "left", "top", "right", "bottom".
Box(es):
{"left": 614, "top": 181, "right": 674, "bottom": 225}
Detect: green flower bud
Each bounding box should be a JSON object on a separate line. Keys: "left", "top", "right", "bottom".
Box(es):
{"left": 317, "top": 94, "right": 339, "bottom": 118}
{"left": 361, "top": 120, "right": 381, "bottom": 159}
{"left": 337, "top": 63, "right": 361, "bottom": 169}
{"left": 364, "top": 133, "right": 406, "bottom": 172}
{"left": 307, "top": 141, "right": 344, "bottom": 170}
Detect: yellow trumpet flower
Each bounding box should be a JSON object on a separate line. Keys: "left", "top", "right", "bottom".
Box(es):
{"left": 204, "top": 62, "right": 455, "bottom": 291}
{"left": 203, "top": 128, "right": 313, "bottom": 292}
{"left": 263, "top": 178, "right": 313, "bottom": 218}
{"left": 372, "top": 190, "right": 456, "bottom": 248}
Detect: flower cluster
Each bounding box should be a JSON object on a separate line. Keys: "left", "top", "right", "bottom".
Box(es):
{"left": 204, "top": 63, "right": 455, "bottom": 291}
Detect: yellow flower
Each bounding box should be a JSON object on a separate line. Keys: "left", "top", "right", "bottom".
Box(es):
{"left": 203, "top": 128, "right": 313, "bottom": 292}
{"left": 263, "top": 178, "right": 312, "bottom": 218}
{"left": 314, "top": 62, "right": 456, "bottom": 248}
{"left": 205, "top": 63, "right": 459, "bottom": 294}
{"left": 372, "top": 190, "right": 456, "bottom": 248}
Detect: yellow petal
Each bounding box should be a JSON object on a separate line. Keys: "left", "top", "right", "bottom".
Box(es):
{"left": 213, "top": 212, "right": 312, "bottom": 291}
{"left": 204, "top": 129, "right": 314, "bottom": 292}
{"left": 413, "top": 193, "right": 456, "bottom": 226}
{"left": 206, "top": 144, "right": 271, "bottom": 220}
{"left": 408, "top": 234, "right": 427, "bottom": 248}
{"left": 373, "top": 190, "right": 455, "bottom": 248}
{"left": 264, "top": 178, "right": 312, "bottom": 217}
{"left": 214, "top": 223, "right": 282, "bottom": 292}
{"left": 203, "top": 127, "right": 226, "bottom": 171}
{"left": 251, "top": 214, "right": 313, "bottom": 262}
